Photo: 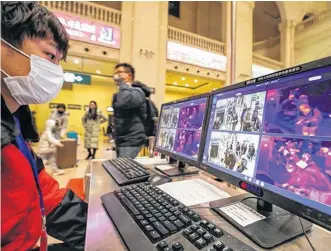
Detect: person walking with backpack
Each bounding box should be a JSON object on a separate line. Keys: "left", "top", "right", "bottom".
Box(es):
{"left": 112, "top": 63, "right": 150, "bottom": 158}
{"left": 132, "top": 81, "right": 159, "bottom": 157}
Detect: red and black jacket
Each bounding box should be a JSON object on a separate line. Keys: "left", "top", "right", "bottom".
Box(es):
{"left": 1, "top": 96, "right": 87, "bottom": 251}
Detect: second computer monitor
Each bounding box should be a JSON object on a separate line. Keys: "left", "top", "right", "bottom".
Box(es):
{"left": 156, "top": 94, "right": 209, "bottom": 168}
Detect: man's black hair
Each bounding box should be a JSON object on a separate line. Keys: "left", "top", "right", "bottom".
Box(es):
{"left": 115, "top": 63, "right": 135, "bottom": 81}
{"left": 57, "top": 103, "right": 66, "bottom": 110}
{"left": 1, "top": 1, "right": 69, "bottom": 58}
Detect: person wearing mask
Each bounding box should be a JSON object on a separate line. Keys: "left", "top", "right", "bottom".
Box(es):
{"left": 82, "top": 101, "right": 107, "bottom": 159}
{"left": 1, "top": 2, "right": 87, "bottom": 250}
{"left": 112, "top": 63, "right": 148, "bottom": 158}
{"left": 50, "top": 103, "right": 69, "bottom": 139}
{"left": 39, "top": 119, "right": 65, "bottom": 175}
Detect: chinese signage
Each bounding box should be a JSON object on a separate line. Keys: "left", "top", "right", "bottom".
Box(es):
{"left": 64, "top": 72, "right": 91, "bottom": 85}
{"left": 68, "top": 104, "right": 82, "bottom": 110}
{"left": 251, "top": 64, "right": 276, "bottom": 78}
{"left": 167, "top": 41, "right": 227, "bottom": 71}
{"left": 53, "top": 11, "right": 120, "bottom": 49}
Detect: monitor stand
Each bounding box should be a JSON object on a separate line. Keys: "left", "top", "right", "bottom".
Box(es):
{"left": 155, "top": 157, "right": 200, "bottom": 177}
{"left": 209, "top": 193, "right": 312, "bottom": 249}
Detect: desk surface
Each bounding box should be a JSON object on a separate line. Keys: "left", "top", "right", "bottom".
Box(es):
{"left": 85, "top": 160, "right": 331, "bottom": 251}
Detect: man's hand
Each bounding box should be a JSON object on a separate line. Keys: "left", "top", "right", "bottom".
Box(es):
{"left": 56, "top": 142, "right": 64, "bottom": 148}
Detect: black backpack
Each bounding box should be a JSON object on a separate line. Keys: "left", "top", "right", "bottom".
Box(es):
{"left": 144, "top": 98, "right": 159, "bottom": 137}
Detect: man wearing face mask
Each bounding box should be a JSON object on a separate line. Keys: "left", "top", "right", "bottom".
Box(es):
{"left": 112, "top": 63, "right": 149, "bottom": 158}
{"left": 50, "top": 103, "right": 69, "bottom": 139}
{"left": 1, "top": 2, "right": 87, "bottom": 251}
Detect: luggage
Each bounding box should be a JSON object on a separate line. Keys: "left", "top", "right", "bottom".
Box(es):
{"left": 56, "top": 139, "right": 78, "bottom": 169}
{"left": 67, "top": 125, "right": 79, "bottom": 140}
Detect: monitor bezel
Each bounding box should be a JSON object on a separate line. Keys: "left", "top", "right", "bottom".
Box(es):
{"left": 198, "top": 56, "right": 331, "bottom": 231}
{"left": 155, "top": 92, "right": 211, "bottom": 167}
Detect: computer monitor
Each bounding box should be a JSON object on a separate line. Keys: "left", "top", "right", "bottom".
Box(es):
{"left": 199, "top": 57, "right": 331, "bottom": 248}
{"left": 155, "top": 93, "right": 210, "bottom": 177}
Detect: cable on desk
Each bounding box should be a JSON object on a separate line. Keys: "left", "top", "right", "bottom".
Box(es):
{"left": 299, "top": 217, "right": 316, "bottom": 251}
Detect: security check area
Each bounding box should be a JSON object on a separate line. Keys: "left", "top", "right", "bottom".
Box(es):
{"left": 84, "top": 57, "right": 331, "bottom": 251}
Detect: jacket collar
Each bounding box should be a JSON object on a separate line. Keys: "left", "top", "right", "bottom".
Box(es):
{"left": 1, "top": 96, "right": 39, "bottom": 148}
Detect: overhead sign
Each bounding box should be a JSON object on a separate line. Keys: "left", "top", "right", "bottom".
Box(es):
{"left": 53, "top": 11, "right": 120, "bottom": 49}
{"left": 167, "top": 41, "right": 227, "bottom": 71}
{"left": 251, "top": 64, "right": 276, "bottom": 78}
{"left": 64, "top": 72, "right": 91, "bottom": 85}
{"left": 68, "top": 104, "right": 82, "bottom": 110}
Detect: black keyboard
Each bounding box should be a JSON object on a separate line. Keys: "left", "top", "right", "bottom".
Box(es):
{"left": 102, "top": 158, "right": 151, "bottom": 185}
{"left": 102, "top": 183, "right": 256, "bottom": 251}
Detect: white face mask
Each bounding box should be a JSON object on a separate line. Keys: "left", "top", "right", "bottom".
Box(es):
{"left": 1, "top": 39, "right": 64, "bottom": 105}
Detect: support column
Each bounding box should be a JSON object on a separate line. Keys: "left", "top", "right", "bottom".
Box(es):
{"left": 224, "top": 1, "right": 255, "bottom": 85}
{"left": 120, "top": 2, "right": 168, "bottom": 109}
{"left": 279, "top": 20, "right": 296, "bottom": 68}
{"left": 222, "top": 1, "right": 232, "bottom": 86}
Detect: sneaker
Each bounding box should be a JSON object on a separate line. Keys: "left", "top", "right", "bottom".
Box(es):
{"left": 53, "top": 170, "right": 65, "bottom": 176}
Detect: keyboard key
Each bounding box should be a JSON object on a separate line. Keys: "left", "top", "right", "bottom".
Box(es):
{"left": 149, "top": 217, "right": 157, "bottom": 222}
{"left": 140, "top": 220, "right": 149, "bottom": 226}
{"left": 152, "top": 221, "right": 169, "bottom": 236}
{"left": 162, "top": 220, "right": 177, "bottom": 233}
{"left": 203, "top": 233, "right": 214, "bottom": 243}
{"left": 222, "top": 247, "right": 233, "bottom": 251}
{"left": 213, "top": 241, "right": 225, "bottom": 251}
{"left": 136, "top": 215, "right": 144, "bottom": 220}
{"left": 169, "top": 207, "right": 177, "bottom": 212}
{"left": 212, "top": 228, "right": 224, "bottom": 237}
{"left": 169, "top": 216, "right": 177, "bottom": 221}
{"left": 146, "top": 214, "right": 153, "bottom": 219}
{"left": 192, "top": 214, "right": 201, "bottom": 222}
{"left": 182, "top": 228, "right": 193, "bottom": 238}
{"left": 172, "top": 242, "right": 184, "bottom": 251}
{"left": 187, "top": 210, "right": 194, "bottom": 217}
{"left": 190, "top": 224, "right": 199, "bottom": 231}
{"left": 161, "top": 209, "right": 168, "bottom": 214}
{"left": 200, "top": 220, "right": 209, "bottom": 228}
{"left": 155, "top": 213, "right": 162, "bottom": 218}
{"left": 197, "top": 228, "right": 206, "bottom": 236}
{"left": 165, "top": 212, "right": 172, "bottom": 218}
{"left": 195, "top": 238, "right": 207, "bottom": 249}
{"left": 173, "top": 211, "right": 181, "bottom": 216}
{"left": 157, "top": 241, "right": 168, "bottom": 251}
{"left": 149, "top": 231, "right": 161, "bottom": 242}
{"left": 159, "top": 216, "right": 166, "bottom": 221}
{"left": 178, "top": 215, "right": 191, "bottom": 226}
{"left": 121, "top": 197, "right": 140, "bottom": 215}
{"left": 174, "top": 219, "right": 184, "bottom": 229}
{"left": 207, "top": 223, "right": 216, "bottom": 231}
{"left": 145, "top": 225, "right": 154, "bottom": 231}
{"left": 188, "top": 233, "right": 199, "bottom": 243}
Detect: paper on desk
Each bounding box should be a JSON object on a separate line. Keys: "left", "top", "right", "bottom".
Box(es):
{"left": 135, "top": 158, "right": 169, "bottom": 166}
{"left": 158, "top": 179, "right": 230, "bottom": 206}
{"left": 155, "top": 164, "right": 175, "bottom": 171}
{"left": 219, "top": 202, "right": 266, "bottom": 227}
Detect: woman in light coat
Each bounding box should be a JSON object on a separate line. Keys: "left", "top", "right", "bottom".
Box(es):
{"left": 82, "top": 101, "right": 107, "bottom": 159}
{"left": 39, "top": 119, "right": 64, "bottom": 175}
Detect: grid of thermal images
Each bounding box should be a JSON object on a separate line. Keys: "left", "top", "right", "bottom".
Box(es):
{"left": 203, "top": 78, "right": 331, "bottom": 207}
{"left": 157, "top": 98, "right": 207, "bottom": 160}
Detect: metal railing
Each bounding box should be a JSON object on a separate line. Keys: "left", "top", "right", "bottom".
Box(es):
{"left": 168, "top": 26, "right": 225, "bottom": 55}
{"left": 296, "top": 10, "right": 331, "bottom": 32}
{"left": 40, "top": 1, "right": 121, "bottom": 26}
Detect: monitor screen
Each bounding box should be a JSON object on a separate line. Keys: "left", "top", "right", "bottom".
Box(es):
{"left": 156, "top": 96, "right": 208, "bottom": 163}
{"left": 201, "top": 64, "right": 331, "bottom": 220}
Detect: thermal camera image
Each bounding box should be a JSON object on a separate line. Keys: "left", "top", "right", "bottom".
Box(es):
{"left": 256, "top": 136, "right": 331, "bottom": 207}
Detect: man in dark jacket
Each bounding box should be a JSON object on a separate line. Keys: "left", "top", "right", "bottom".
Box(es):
{"left": 1, "top": 2, "right": 86, "bottom": 250}
{"left": 112, "top": 63, "right": 148, "bottom": 158}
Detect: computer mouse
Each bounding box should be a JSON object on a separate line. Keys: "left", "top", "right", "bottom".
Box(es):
{"left": 148, "top": 174, "right": 172, "bottom": 186}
